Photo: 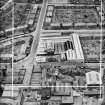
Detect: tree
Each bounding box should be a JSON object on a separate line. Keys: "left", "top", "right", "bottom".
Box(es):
{"left": 0, "top": 10, "right": 3, "bottom": 31}
{"left": 0, "top": 85, "right": 4, "bottom": 97}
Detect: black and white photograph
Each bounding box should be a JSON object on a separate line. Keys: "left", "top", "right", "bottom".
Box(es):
{"left": 0, "top": 0, "right": 105, "bottom": 105}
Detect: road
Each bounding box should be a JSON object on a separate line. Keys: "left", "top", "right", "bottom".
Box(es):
{"left": 1, "top": 0, "right": 12, "bottom": 10}
{"left": 13, "top": 0, "right": 47, "bottom": 86}
{"left": 15, "top": 0, "right": 47, "bottom": 65}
